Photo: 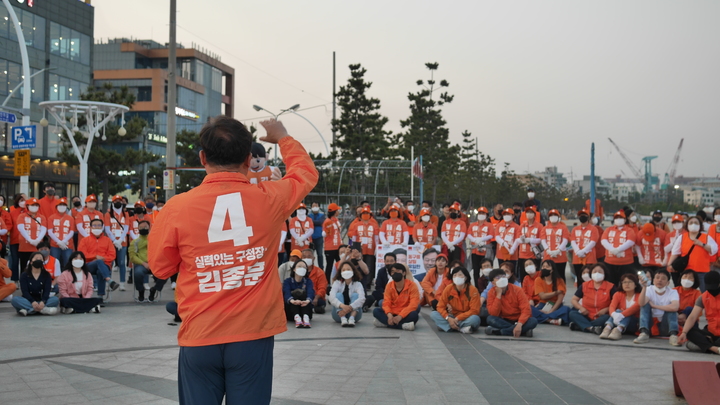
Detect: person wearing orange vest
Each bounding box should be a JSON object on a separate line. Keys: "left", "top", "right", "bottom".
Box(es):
{"left": 600, "top": 210, "right": 637, "bottom": 285}
{"left": 467, "top": 207, "right": 495, "bottom": 286}
{"left": 48, "top": 198, "right": 75, "bottom": 267}
{"left": 0, "top": 195, "right": 12, "bottom": 259}
{"left": 379, "top": 204, "right": 409, "bottom": 247}
{"left": 246, "top": 142, "right": 281, "bottom": 184}
{"left": 289, "top": 203, "right": 313, "bottom": 252}
{"left": 709, "top": 207, "right": 720, "bottom": 272}
{"left": 37, "top": 182, "right": 59, "bottom": 220}
{"left": 412, "top": 208, "right": 438, "bottom": 250}
{"left": 516, "top": 206, "right": 543, "bottom": 267}
{"left": 634, "top": 222, "right": 666, "bottom": 278}
{"left": 16, "top": 198, "right": 47, "bottom": 272}
{"left": 147, "top": 117, "right": 318, "bottom": 403}
{"left": 347, "top": 206, "right": 379, "bottom": 273}
{"left": 420, "top": 253, "right": 451, "bottom": 309}
{"left": 373, "top": 263, "right": 421, "bottom": 330}
{"left": 76, "top": 195, "right": 104, "bottom": 245}
{"left": 668, "top": 215, "right": 718, "bottom": 292}
{"left": 430, "top": 266, "right": 481, "bottom": 333}
{"left": 36, "top": 242, "right": 61, "bottom": 292}
{"left": 676, "top": 269, "right": 701, "bottom": 326}
{"left": 570, "top": 209, "right": 599, "bottom": 278}
{"left": 663, "top": 214, "right": 685, "bottom": 285}
{"left": 496, "top": 208, "right": 520, "bottom": 274}
{"left": 540, "top": 209, "right": 570, "bottom": 279}
{"left": 9, "top": 193, "right": 27, "bottom": 281}
{"left": 679, "top": 270, "right": 720, "bottom": 354}
{"left": 322, "top": 203, "right": 342, "bottom": 282}
{"left": 105, "top": 195, "right": 130, "bottom": 290}
{"left": 485, "top": 268, "right": 537, "bottom": 337}
{"left": 441, "top": 202, "right": 467, "bottom": 264}
{"left": 569, "top": 262, "right": 617, "bottom": 334}
{"left": 404, "top": 201, "right": 417, "bottom": 227}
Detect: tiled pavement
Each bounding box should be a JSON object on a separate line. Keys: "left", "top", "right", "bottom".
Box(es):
{"left": 0, "top": 284, "right": 707, "bottom": 405}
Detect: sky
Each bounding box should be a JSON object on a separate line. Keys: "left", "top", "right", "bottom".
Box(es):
{"left": 92, "top": 0, "right": 720, "bottom": 181}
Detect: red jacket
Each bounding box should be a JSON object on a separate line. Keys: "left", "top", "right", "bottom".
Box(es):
{"left": 579, "top": 280, "right": 614, "bottom": 319}
{"left": 383, "top": 279, "right": 421, "bottom": 318}
{"left": 609, "top": 291, "right": 640, "bottom": 317}
{"left": 78, "top": 234, "right": 116, "bottom": 268}
{"left": 487, "top": 284, "right": 531, "bottom": 324}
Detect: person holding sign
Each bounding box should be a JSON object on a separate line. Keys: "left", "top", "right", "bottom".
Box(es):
{"left": 441, "top": 203, "right": 467, "bottom": 263}
{"left": 380, "top": 205, "right": 409, "bottom": 247}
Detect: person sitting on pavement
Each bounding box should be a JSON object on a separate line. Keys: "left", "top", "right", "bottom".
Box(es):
{"left": 278, "top": 249, "right": 301, "bottom": 283}
{"left": 430, "top": 266, "right": 481, "bottom": 334}
{"left": 37, "top": 242, "right": 61, "bottom": 293}
{"left": 373, "top": 262, "right": 421, "bottom": 330}
{"left": 372, "top": 252, "right": 396, "bottom": 307}
{"left": 0, "top": 257, "right": 14, "bottom": 302}
{"left": 675, "top": 269, "right": 701, "bottom": 327}
{"left": 477, "top": 258, "right": 493, "bottom": 293}
{"left": 679, "top": 270, "right": 720, "bottom": 354}
{"left": 421, "top": 253, "right": 451, "bottom": 309}
{"left": 569, "top": 262, "right": 616, "bottom": 334}
{"left": 56, "top": 251, "right": 103, "bottom": 314}
{"left": 328, "top": 261, "right": 366, "bottom": 326}
{"left": 634, "top": 269, "right": 680, "bottom": 346}
{"left": 531, "top": 260, "right": 570, "bottom": 325}
{"left": 11, "top": 252, "right": 59, "bottom": 316}
{"left": 283, "top": 260, "right": 315, "bottom": 328}
{"left": 131, "top": 220, "right": 167, "bottom": 303}
{"left": 481, "top": 261, "right": 522, "bottom": 304}
{"left": 78, "top": 218, "right": 119, "bottom": 297}
{"left": 522, "top": 259, "right": 541, "bottom": 306}
{"left": 302, "top": 248, "right": 328, "bottom": 314}
{"left": 485, "top": 269, "right": 538, "bottom": 337}
{"left": 598, "top": 273, "right": 641, "bottom": 340}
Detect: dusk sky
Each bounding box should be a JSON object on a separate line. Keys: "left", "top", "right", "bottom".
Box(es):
{"left": 93, "top": 0, "right": 720, "bottom": 180}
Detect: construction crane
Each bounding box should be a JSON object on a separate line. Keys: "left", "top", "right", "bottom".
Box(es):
{"left": 607, "top": 138, "right": 656, "bottom": 193}
{"left": 662, "top": 138, "right": 684, "bottom": 189}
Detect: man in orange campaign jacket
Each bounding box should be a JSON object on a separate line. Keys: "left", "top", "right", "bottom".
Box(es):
{"left": 380, "top": 204, "right": 409, "bottom": 247}
{"left": 78, "top": 218, "right": 118, "bottom": 296}
{"left": 373, "top": 263, "right": 420, "bottom": 330}
{"left": 38, "top": 182, "right": 59, "bottom": 220}
{"left": 485, "top": 269, "right": 537, "bottom": 337}
{"left": 441, "top": 202, "right": 467, "bottom": 263}
{"left": 570, "top": 209, "right": 599, "bottom": 276}
{"left": 635, "top": 222, "right": 666, "bottom": 276}
{"left": 601, "top": 211, "right": 637, "bottom": 285}
{"left": 148, "top": 117, "right": 318, "bottom": 404}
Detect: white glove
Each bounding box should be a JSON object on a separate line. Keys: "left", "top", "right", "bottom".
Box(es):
{"left": 610, "top": 248, "right": 620, "bottom": 256}
{"left": 113, "top": 240, "right": 122, "bottom": 250}
{"left": 549, "top": 250, "right": 559, "bottom": 258}
{"left": 58, "top": 241, "right": 67, "bottom": 250}
{"left": 611, "top": 312, "right": 625, "bottom": 325}
{"left": 30, "top": 239, "right": 40, "bottom": 247}
{"left": 294, "top": 237, "right": 303, "bottom": 245}
{"left": 446, "top": 243, "right": 455, "bottom": 252}
{"left": 575, "top": 249, "right": 586, "bottom": 258}
{"left": 322, "top": 231, "right": 327, "bottom": 238}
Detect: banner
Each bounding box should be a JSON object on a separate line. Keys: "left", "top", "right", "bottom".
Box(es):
{"left": 375, "top": 244, "right": 441, "bottom": 277}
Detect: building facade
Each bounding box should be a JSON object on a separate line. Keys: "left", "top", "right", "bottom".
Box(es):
{"left": 0, "top": 0, "right": 90, "bottom": 200}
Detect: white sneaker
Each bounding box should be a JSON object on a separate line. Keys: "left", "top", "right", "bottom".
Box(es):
{"left": 634, "top": 332, "right": 650, "bottom": 344}
{"left": 401, "top": 322, "right": 416, "bottom": 331}
{"left": 172, "top": 282, "right": 177, "bottom": 290}
{"left": 348, "top": 316, "right": 356, "bottom": 327}
{"left": 340, "top": 317, "right": 348, "bottom": 327}
{"left": 669, "top": 335, "right": 680, "bottom": 346}
{"left": 40, "top": 307, "right": 58, "bottom": 315}
{"left": 119, "top": 285, "right": 126, "bottom": 291}
{"left": 18, "top": 309, "right": 27, "bottom": 316}
{"left": 373, "top": 319, "right": 386, "bottom": 328}
{"left": 65, "top": 307, "right": 74, "bottom": 315}
{"left": 460, "top": 326, "right": 473, "bottom": 334}
{"left": 144, "top": 283, "right": 150, "bottom": 290}
{"left": 93, "top": 305, "right": 101, "bottom": 314}
{"left": 1, "top": 295, "right": 12, "bottom": 302}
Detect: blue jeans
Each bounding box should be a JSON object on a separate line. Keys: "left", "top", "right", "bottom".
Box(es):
{"left": 430, "top": 311, "right": 481, "bottom": 332}
{"left": 9, "top": 244, "right": 19, "bottom": 281}
{"left": 487, "top": 316, "right": 538, "bottom": 336}
{"left": 312, "top": 237, "right": 324, "bottom": 269}
{"left": 12, "top": 296, "right": 59, "bottom": 314}
{"left": 568, "top": 309, "right": 610, "bottom": 332}
{"left": 605, "top": 311, "right": 639, "bottom": 334}
{"left": 50, "top": 247, "right": 73, "bottom": 268}
{"left": 331, "top": 293, "right": 363, "bottom": 323}
{"left": 86, "top": 260, "right": 111, "bottom": 295}
{"left": 638, "top": 303, "right": 678, "bottom": 336}
{"left": 133, "top": 265, "right": 168, "bottom": 292}
{"left": 179, "top": 337, "right": 274, "bottom": 405}
{"left": 115, "top": 246, "right": 127, "bottom": 282}
{"left": 698, "top": 272, "right": 707, "bottom": 292}
{"left": 373, "top": 307, "right": 419, "bottom": 329}
{"left": 531, "top": 304, "right": 571, "bottom": 324}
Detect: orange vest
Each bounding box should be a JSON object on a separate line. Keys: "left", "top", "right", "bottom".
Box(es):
{"left": 381, "top": 218, "right": 407, "bottom": 245}
{"left": 348, "top": 220, "right": 378, "bottom": 256}
{"left": 701, "top": 291, "right": 720, "bottom": 336}
{"left": 442, "top": 218, "right": 467, "bottom": 246}
{"left": 571, "top": 224, "right": 599, "bottom": 265}
{"left": 469, "top": 221, "right": 494, "bottom": 256}
{"left": 518, "top": 222, "right": 542, "bottom": 259}
{"left": 675, "top": 286, "right": 701, "bottom": 311}
{"left": 413, "top": 222, "right": 436, "bottom": 245}
{"left": 17, "top": 213, "right": 47, "bottom": 252}
{"left": 581, "top": 280, "right": 614, "bottom": 319}
{"left": 709, "top": 225, "right": 720, "bottom": 263}
{"left": 496, "top": 221, "right": 520, "bottom": 261}
{"left": 323, "top": 217, "right": 342, "bottom": 250}
{"left": 44, "top": 256, "right": 58, "bottom": 279}
{"left": 636, "top": 229, "right": 665, "bottom": 267}
{"left": 602, "top": 226, "right": 636, "bottom": 265}
{"left": 542, "top": 223, "right": 570, "bottom": 263}
{"left": 48, "top": 213, "right": 76, "bottom": 250}
{"left": 289, "top": 217, "right": 313, "bottom": 251}
{"left": 681, "top": 234, "right": 711, "bottom": 273}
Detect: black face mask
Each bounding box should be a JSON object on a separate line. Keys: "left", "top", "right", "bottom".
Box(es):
{"left": 450, "top": 213, "right": 459, "bottom": 219}
{"left": 134, "top": 207, "right": 145, "bottom": 215}
{"left": 541, "top": 269, "right": 552, "bottom": 278}
{"left": 73, "top": 201, "right": 82, "bottom": 207}
{"left": 579, "top": 215, "right": 589, "bottom": 223}
{"left": 32, "top": 260, "right": 43, "bottom": 269}
{"left": 653, "top": 216, "right": 662, "bottom": 223}
{"left": 708, "top": 288, "right": 720, "bottom": 297}
{"left": 391, "top": 272, "right": 404, "bottom": 282}
{"left": 113, "top": 202, "right": 123, "bottom": 209}
{"left": 139, "top": 229, "right": 149, "bottom": 236}
{"left": 513, "top": 208, "right": 521, "bottom": 214}
{"left": 45, "top": 189, "right": 55, "bottom": 196}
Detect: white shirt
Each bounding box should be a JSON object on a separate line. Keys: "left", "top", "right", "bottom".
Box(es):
{"left": 670, "top": 234, "right": 718, "bottom": 256}
{"left": 328, "top": 280, "right": 366, "bottom": 310}
{"left": 73, "top": 271, "right": 84, "bottom": 296}
{"left": 645, "top": 286, "right": 679, "bottom": 318}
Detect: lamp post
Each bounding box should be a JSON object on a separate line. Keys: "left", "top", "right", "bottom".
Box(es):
{"left": 252, "top": 104, "right": 330, "bottom": 159}
{"left": 252, "top": 104, "right": 300, "bottom": 163}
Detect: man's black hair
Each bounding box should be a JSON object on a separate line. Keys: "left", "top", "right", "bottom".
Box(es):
{"left": 384, "top": 252, "right": 397, "bottom": 260}
{"left": 199, "top": 116, "right": 253, "bottom": 166}
{"left": 422, "top": 200, "right": 433, "bottom": 207}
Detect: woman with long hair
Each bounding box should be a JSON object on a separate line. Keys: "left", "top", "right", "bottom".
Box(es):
{"left": 328, "top": 260, "right": 366, "bottom": 326}
{"left": 11, "top": 251, "right": 59, "bottom": 315}
{"left": 56, "top": 251, "right": 103, "bottom": 313}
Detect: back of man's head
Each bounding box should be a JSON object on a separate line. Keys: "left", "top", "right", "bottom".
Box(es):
{"left": 200, "top": 116, "right": 252, "bottom": 167}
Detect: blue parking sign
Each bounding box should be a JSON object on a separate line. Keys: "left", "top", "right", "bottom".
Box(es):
{"left": 11, "top": 125, "right": 36, "bottom": 150}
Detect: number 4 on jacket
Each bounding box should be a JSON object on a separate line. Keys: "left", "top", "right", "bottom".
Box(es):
{"left": 208, "top": 193, "right": 254, "bottom": 246}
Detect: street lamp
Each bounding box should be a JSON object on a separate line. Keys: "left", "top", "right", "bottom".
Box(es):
{"left": 252, "top": 104, "right": 301, "bottom": 162}
{"left": 252, "top": 104, "right": 330, "bottom": 158}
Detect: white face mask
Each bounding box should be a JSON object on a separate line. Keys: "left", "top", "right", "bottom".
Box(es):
{"left": 311, "top": 207, "right": 320, "bottom": 213}
{"left": 407, "top": 205, "right": 414, "bottom": 212}
{"left": 0, "top": 199, "right": 4, "bottom": 206}
{"left": 680, "top": 279, "right": 694, "bottom": 289}
{"left": 91, "top": 228, "right": 103, "bottom": 236}
{"left": 528, "top": 192, "right": 535, "bottom": 199}
{"left": 303, "top": 258, "right": 313, "bottom": 267}
{"left": 503, "top": 215, "right": 513, "bottom": 222}
{"left": 654, "top": 286, "right": 666, "bottom": 294}
{"left": 714, "top": 215, "right": 720, "bottom": 223}
{"left": 19, "top": 201, "right": 26, "bottom": 208}
{"left": 477, "top": 214, "right": 487, "bottom": 221}
{"left": 71, "top": 259, "right": 84, "bottom": 268}
{"left": 28, "top": 205, "right": 39, "bottom": 213}
{"left": 341, "top": 270, "right": 354, "bottom": 280}
{"left": 295, "top": 266, "right": 307, "bottom": 277}
{"left": 672, "top": 222, "right": 683, "bottom": 231}
{"left": 592, "top": 272, "right": 604, "bottom": 282}
{"left": 614, "top": 218, "right": 625, "bottom": 227}
{"left": 57, "top": 205, "right": 68, "bottom": 214}
{"left": 296, "top": 209, "right": 307, "bottom": 217}
{"left": 482, "top": 268, "right": 492, "bottom": 277}
{"left": 629, "top": 215, "right": 637, "bottom": 223}
{"left": 453, "top": 276, "right": 466, "bottom": 286}
{"left": 156, "top": 206, "right": 163, "bottom": 211}
{"left": 591, "top": 217, "right": 599, "bottom": 225}
{"left": 582, "top": 273, "right": 592, "bottom": 282}
{"left": 525, "top": 265, "right": 536, "bottom": 275}
{"left": 495, "top": 277, "right": 509, "bottom": 288}
{"left": 87, "top": 202, "right": 96, "bottom": 210}
{"left": 549, "top": 216, "right": 559, "bottom": 224}
{"left": 688, "top": 223, "right": 701, "bottom": 233}
{"left": 421, "top": 215, "right": 430, "bottom": 222}
{"left": 526, "top": 213, "right": 535, "bottom": 220}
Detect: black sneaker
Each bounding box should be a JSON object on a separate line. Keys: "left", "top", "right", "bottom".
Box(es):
{"left": 174, "top": 314, "right": 182, "bottom": 322}
{"left": 148, "top": 287, "right": 157, "bottom": 302}
{"left": 485, "top": 326, "right": 500, "bottom": 336}
{"left": 313, "top": 306, "right": 325, "bottom": 314}
{"left": 109, "top": 281, "right": 120, "bottom": 291}
{"left": 136, "top": 290, "right": 145, "bottom": 302}
{"left": 522, "top": 329, "right": 533, "bottom": 338}
{"left": 592, "top": 326, "right": 604, "bottom": 335}
{"left": 568, "top": 322, "right": 580, "bottom": 331}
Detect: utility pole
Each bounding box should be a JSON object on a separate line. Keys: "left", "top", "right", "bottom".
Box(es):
{"left": 165, "top": 0, "right": 177, "bottom": 199}
{"left": 332, "top": 51, "right": 336, "bottom": 156}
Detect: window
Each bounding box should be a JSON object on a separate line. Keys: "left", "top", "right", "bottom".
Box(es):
{"left": 50, "top": 22, "right": 90, "bottom": 65}
{"left": 211, "top": 67, "right": 222, "bottom": 92}
{"left": 0, "top": 7, "right": 45, "bottom": 50}
{"left": 49, "top": 73, "right": 88, "bottom": 101}
{"left": 137, "top": 86, "right": 152, "bottom": 102}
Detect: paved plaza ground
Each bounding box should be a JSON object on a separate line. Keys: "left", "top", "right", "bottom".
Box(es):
{"left": 0, "top": 280, "right": 708, "bottom": 405}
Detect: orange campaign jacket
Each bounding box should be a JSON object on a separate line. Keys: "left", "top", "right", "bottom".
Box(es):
{"left": 78, "top": 234, "right": 117, "bottom": 268}
{"left": 570, "top": 224, "right": 599, "bottom": 265}
{"left": 674, "top": 286, "right": 701, "bottom": 312}
{"left": 541, "top": 223, "right": 570, "bottom": 263}
{"left": 579, "top": 280, "right": 615, "bottom": 320}
{"left": 413, "top": 221, "right": 437, "bottom": 246}
{"left": 609, "top": 291, "right": 640, "bottom": 317}
{"left": 420, "top": 266, "right": 452, "bottom": 304}
{"left": 381, "top": 218, "right": 408, "bottom": 245}
{"left": 48, "top": 213, "right": 76, "bottom": 250}
{"left": 522, "top": 272, "right": 540, "bottom": 302}
{"left": 436, "top": 284, "right": 481, "bottom": 321}
{"left": 487, "top": 283, "right": 531, "bottom": 324}
{"left": 382, "top": 279, "right": 421, "bottom": 318}
{"left": 17, "top": 212, "right": 47, "bottom": 252}
{"left": 289, "top": 216, "right": 313, "bottom": 251}
{"left": 308, "top": 265, "right": 328, "bottom": 297}
{"left": 517, "top": 221, "right": 542, "bottom": 260}
{"left": 148, "top": 136, "right": 318, "bottom": 347}
{"left": 636, "top": 228, "right": 666, "bottom": 267}
{"left": 347, "top": 219, "right": 379, "bottom": 256}
{"left": 9, "top": 207, "right": 24, "bottom": 245}
{"left": 594, "top": 224, "right": 606, "bottom": 258}
{"left": 701, "top": 292, "right": 720, "bottom": 336}
{"left": 105, "top": 210, "right": 130, "bottom": 247}
{"left": 534, "top": 276, "right": 566, "bottom": 304}
{"left": 442, "top": 218, "right": 467, "bottom": 246}
{"left": 323, "top": 217, "right": 342, "bottom": 251}
{"left": 77, "top": 209, "right": 104, "bottom": 243}
{"left": 601, "top": 226, "right": 636, "bottom": 266}
{"left": 0, "top": 209, "right": 12, "bottom": 245}
{"left": 38, "top": 195, "right": 59, "bottom": 221}
{"left": 496, "top": 221, "right": 520, "bottom": 261}
{"left": 468, "top": 220, "right": 494, "bottom": 256}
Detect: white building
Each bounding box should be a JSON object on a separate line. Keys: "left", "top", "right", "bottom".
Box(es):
{"left": 533, "top": 166, "right": 567, "bottom": 189}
